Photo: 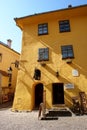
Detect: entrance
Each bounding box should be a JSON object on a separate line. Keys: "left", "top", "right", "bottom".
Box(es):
{"left": 35, "top": 83, "right": 43, "bottom": 108}
{"left": 52, "top": 83, "right": 64, "bottom": 105}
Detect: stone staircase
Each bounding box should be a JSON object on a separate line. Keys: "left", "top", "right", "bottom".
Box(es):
{"left": 41, "top": 107, "right": 72, "bottom": 120}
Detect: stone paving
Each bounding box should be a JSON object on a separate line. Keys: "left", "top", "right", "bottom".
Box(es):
{"left": 0, "top": 106, "right": 87, "bottom": 130}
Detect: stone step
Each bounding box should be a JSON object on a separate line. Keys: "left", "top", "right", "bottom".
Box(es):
{"left": 41, "top": 116, "right": 58, "bottom": 120}
{"left": 46, "top": 109, "right": 72, "bottom": 117}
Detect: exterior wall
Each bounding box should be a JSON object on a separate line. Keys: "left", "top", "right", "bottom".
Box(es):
{"left": 0, "top": 44, "right": 20, "bottom": 94}
{"left": 2, "top": 76, "right": 9, "bottom": 87}
{"left": 12, "top": 5, "right": 87, "bottom": 111}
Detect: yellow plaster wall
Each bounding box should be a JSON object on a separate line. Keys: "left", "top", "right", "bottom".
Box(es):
{"left": 1, "top": 76, "right": 9, "bottom": 87}
{"left": 0, "top": 45, "right": 20, "bottom": 93}
{"left": 12, "top": 6, "right": 87, "bottom": 111}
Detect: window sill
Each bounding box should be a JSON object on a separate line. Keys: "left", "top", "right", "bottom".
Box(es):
{"left": 38, "top": 33, "right": 48, "bottom": 36}
{"left": 37, "top": 59, "right": 49, "bottom": 62}
{"left": 65, "top": 58, "right": 72, "bottom": 63}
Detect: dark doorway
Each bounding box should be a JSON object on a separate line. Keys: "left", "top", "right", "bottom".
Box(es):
{"left": 52, "top": 83, "right": 64, "bottom": 105}
{"left": 35, "top": 83, "right": 43, "bottom": 108}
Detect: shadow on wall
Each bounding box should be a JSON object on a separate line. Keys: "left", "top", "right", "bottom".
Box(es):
{"left": 70, "top": 62, "right": 87, "bottom": 78}
{"left": 20, "top": 31, "right": 87, "bottom": 109}
{"left": 40, "top": 60, "right": 87, "bottom": 108}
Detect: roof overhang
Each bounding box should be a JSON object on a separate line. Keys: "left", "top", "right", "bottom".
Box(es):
{"left": 14, "top": 4, "right": 87, "bottom": 30}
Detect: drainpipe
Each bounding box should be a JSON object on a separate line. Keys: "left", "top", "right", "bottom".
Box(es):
{"left": 0, "top": 73, "right": 2, "bottom": 104}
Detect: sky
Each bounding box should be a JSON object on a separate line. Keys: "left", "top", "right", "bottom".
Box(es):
{"left": 0, "top": 0, "right": 87, "bottom": 53}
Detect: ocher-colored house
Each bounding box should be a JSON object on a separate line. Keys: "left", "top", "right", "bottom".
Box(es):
{"left": 0, "top": 40, "right": 20, "bottom": 103}
{"left": 12, "top": 4, "right": 87, "bottom": 111}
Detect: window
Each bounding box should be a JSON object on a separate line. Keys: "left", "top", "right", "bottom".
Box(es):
{"left": 38, "top": 48, "right": 49, "bottom": 61}
{"left": 0, "top": 53, "right": 2, "bottom": 62}
{"left": 61, "top": 45, "right": 74, "bottom": 59}
{"left": 33, "top": 68, "right": 41, "bottom": 80}
{"left": 59, "top": 20, "right": 70, "bottom": 33}
{"left": 38, "top": 23, "right": 48, "bottom": 35}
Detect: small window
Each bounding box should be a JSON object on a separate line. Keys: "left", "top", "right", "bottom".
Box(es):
{"left": 38, "top": 23, "right": 48, "bottom": 35}
{"left": 61, "top": 45, "right": 74, "bottom": 59}
{"left": 33, "top": 68, "right": 41, "bottom": 80}
{"left": 38, "top": 48, "right": 49, "bottom": 61}
{"left": 59, "top": 20, "right": 70, "bottom": 33}
{"left": 0, "top": 53, "right": 2, "bottom": 62}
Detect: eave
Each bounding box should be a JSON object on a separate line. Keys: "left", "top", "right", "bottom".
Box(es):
{"left": 14, "top": 4, "right": 87, "bottom": 30}
{"left": 0, "top": 42, "right": 20, "bottom": 55}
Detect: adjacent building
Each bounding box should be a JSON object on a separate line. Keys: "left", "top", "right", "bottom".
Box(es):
{"left": 12, "top": 4, "right": 87, "bottom": 111}
{"left": 0, "top": 40, "right": 20, "bottom": 103}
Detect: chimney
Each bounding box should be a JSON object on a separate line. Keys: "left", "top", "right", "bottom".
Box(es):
{"left": 7, "top": 39, "right": 12, "bottom": 48}
{"left": 68, "top": 5, "right": 72, "bottom": 8}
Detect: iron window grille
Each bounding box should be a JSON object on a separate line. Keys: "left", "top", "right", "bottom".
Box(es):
{"left": 61, "top": 45, "right": 74, "bottom": 59}
{"left": 38, "top": 48, "right": 49, "bottom": 61}
{"left": 33, "top": 68, "right": 41, "bottom": 80}
{"left": 59, "top": 20, "right": 70, "bottom": 33}
{"left": 38, "top": 23, "right": 48, "bottom": 35}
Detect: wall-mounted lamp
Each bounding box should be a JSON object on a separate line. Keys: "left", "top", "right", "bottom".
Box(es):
{"left": 7, "top": 66, "right": 12, "bottom": 74}
{"left": 11, "top": 60, "right": 19, "bottom": 68}
{"left": 56, "top": 71, "right": 59, "bottom": 77}
{"left": 7, "top": 66, "right": 12, "bottom": 87}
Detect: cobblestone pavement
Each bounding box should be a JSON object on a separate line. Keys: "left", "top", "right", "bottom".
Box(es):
{"left": 0, "top": 106, "right": 87, "bottom": 130}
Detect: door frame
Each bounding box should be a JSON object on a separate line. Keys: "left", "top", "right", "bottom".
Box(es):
{"left": 34, "top": 83, "right": 43, "bottom": 109}
{"left": 52, "top": 83, "right": 64, "bottom": 105}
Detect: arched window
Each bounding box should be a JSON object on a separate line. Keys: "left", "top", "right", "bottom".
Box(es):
{"left": 33, "top": 68, "right": 41, "bottom": 80}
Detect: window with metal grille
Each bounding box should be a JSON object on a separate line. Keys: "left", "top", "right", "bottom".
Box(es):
{"left": 59, "top": 20, "right": 70, "bottom": 33}
{"left": 61, "top": 45, "right": 74, "bottom": 59}
{"left": 38, "top": 23, "right": 48, "bottom": 35}
{"left": 33, "top": 68, "right": 41, "bottom": 80}
{"left": 0, "top": 53, "right": 2, "bottom": 62}
{"left": 38, "top": 48, "right": 49, "bottom": 61}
